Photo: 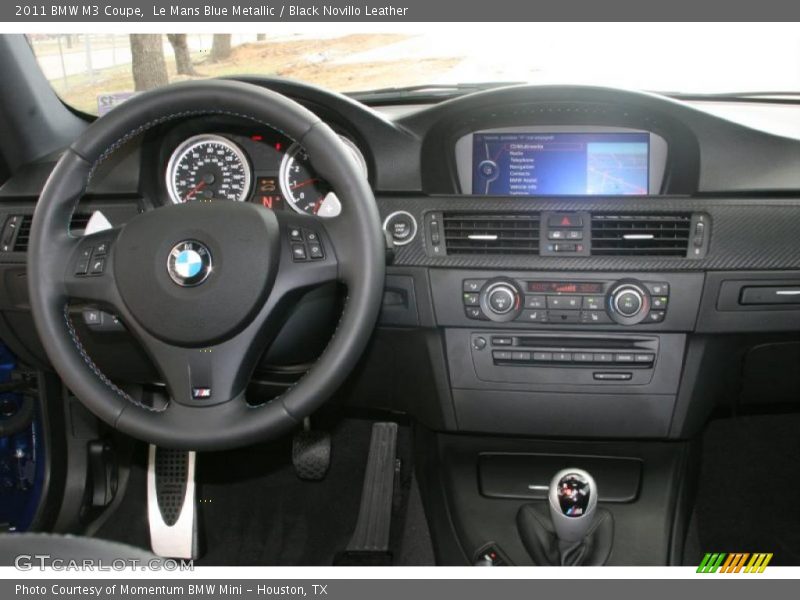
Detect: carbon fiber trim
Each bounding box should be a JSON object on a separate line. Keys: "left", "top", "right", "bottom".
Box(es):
{"left": 379, "top": 195, "right": 800, "bottom": 271}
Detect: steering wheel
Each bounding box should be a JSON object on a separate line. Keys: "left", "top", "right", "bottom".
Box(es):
{"left": 27, "top": 80, "right": 385, "bottom": 451}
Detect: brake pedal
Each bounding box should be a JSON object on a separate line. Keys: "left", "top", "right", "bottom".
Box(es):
{"left": 292, "top": 418, "right": 331, "bottom": 480}
{"left": 147, "top": 445, "right": 199, "bottom": 559}
{"left": 335, "top": 422, "right": 398, "bottom": 565}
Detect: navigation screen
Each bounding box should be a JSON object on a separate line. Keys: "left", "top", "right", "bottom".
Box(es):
{"left": 472, "top": 132, "right": 650, "bottom": 196}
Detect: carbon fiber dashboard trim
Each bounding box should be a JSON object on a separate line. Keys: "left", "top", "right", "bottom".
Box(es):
{"left": 378, "top": 195, "right": 800, "bottom": 271}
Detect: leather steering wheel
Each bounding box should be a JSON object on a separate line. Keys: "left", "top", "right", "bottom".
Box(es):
{"left": 27, "top": 80, "right": 385, "bottom": 451}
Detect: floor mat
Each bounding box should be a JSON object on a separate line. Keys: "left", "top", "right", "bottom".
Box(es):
{"left": 688, "top": 413, "right": 800, "bottom": 566}
{"left": 93, "top": 417, "right": 434, "bottom": 565}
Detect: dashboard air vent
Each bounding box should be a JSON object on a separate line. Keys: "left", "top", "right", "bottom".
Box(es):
{"left": 443, "top": 212, "right": 540, "bottom": 255}
{"left": 12, "top": 213, "right": 93, "bottom": 252}
{"left": 590, "top": 213, "right": 692, "bottom": 257}
{"left": 12, "top": 216, "right": 32, "bottom": 252}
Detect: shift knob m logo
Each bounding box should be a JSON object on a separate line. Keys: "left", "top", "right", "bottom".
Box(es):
{"left": 167, "top": 240, "right": 212, "bottom": 287}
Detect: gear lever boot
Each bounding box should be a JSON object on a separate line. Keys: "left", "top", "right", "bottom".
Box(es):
{"left": 517, "top": 468, "right": 614, "bottom": 566}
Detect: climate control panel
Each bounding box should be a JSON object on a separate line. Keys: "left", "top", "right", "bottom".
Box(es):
{"left": 462, "top": 277, "right": 670, "bottom": 326}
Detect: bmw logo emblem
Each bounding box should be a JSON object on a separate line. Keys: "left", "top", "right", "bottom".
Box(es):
{"left": 167, "top": 240, "right": 212, "bottom": 287}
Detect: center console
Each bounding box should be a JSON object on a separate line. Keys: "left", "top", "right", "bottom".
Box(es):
{"left": 429, "top": 269, "right": 704, "bottom": 439}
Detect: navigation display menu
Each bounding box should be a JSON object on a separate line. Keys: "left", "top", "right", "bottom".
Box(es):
{"left": 472, "top": 132, "right": 650, "bottom": 196}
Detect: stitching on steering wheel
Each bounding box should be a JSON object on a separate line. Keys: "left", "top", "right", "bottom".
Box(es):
{"left": 84, "top": 109, "right": 304, "bottom": 186}
{"left": 62, "top": 305, "right": 164, "bottom": 413}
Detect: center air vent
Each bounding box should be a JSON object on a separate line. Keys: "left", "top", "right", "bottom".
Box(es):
{"left": 590, "top": 213, "right": 693, "bottom": 257}
{"left": 442, "top": 212, "right": 540, "bottom": 255}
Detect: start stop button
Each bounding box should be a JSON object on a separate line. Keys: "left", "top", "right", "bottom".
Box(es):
{"left": 383, "top": 211, "right": 417, "bottom": 246}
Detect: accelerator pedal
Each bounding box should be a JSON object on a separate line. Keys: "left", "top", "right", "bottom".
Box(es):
{"left": 292, "top": 417, "right": 331, "bottom": 481}
{"left": 335, "top": 422, "right": 398, "bottom": 565}
{"left": 146, "top": 445, "right": 199, "bottom": 559}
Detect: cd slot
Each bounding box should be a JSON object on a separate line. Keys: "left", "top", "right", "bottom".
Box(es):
{"left": 488, "top": 334, "right": 658, "bottom": 368}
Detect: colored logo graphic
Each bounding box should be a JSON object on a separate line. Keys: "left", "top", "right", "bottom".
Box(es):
{"left": 697, "top": 552, "right": 773, "bottom": 573}
{"left": 167, "top": 240, "right": 212, "bottom": 287}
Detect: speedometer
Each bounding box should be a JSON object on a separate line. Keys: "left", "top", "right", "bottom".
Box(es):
{"left": 166, "top": 134, "right": 252, "bottom": 204}
{"left": 279, "top": 136, "right": 367, "bottom": 217}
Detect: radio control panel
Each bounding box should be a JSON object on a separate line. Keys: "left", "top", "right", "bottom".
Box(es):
{"left": 462, "top": 277, "right": 669, "bottom": 326}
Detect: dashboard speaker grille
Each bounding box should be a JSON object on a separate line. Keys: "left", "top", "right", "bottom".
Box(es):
{"left": 590, "top": 213, "right": 692, "bottom": 256}
{"left": 443, "top": 212, "right": 540, "bottom": 255}
{"left": 12, "top": 213, "right": 92, "bottom": 252}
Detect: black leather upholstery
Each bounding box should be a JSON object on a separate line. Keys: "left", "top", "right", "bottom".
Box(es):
{"left": 517, "top": 504, "right": 614, "bottom": 566}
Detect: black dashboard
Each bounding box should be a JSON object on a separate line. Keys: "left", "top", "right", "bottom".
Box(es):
{"left": 3, "top": 79, "right": 800, "bottom": 445}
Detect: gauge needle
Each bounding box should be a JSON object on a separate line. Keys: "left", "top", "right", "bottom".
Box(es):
{"left": 183, "top": 180, "right": 206, "bottom": 202}
{"left": 290, "top": 178, "right": 319, "bottom": 191}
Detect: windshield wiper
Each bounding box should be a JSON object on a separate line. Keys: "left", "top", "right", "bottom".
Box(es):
{"left": 349, "top": 82, "right": 525, "bottom": 103}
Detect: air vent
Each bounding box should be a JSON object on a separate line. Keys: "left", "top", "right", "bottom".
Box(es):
{"left": 11, "top": 213, "right": 92, "bottom": 252}
{"left": 12, "top": 216, "right": 32, "bottom": 252}
{"left": 443, "top": 212, "right": 540, "bottom": 255}
{"left": 591, "top": 213, "right": 692, "bottom": 257}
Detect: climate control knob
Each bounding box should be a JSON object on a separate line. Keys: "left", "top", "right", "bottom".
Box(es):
{"left": 607, "top": 281, "right": 650, "bottom": 325}
{"left": 480, "top": 280, "right": 521, "bottom": 322}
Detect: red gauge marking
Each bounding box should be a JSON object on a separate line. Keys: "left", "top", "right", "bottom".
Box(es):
{"left": 183, "top": 180, "right": 206, "bottom": 202}
{"left": 290, "top": 178, "right": 319, "bottom": 191}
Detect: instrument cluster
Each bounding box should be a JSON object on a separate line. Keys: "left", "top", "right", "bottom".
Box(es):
{"left": 163, "top": 128, "right": 368, "bottom": 217}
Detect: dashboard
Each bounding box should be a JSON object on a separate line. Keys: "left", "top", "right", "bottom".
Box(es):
{"left": 6, "top": 77, "right": 800, "bottom": 567}
{"left": 3, "top": 79, "right": 800, "bottom": 446}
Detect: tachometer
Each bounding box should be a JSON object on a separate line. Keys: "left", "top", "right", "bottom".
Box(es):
{"left": 166, "top": 134, "right": 252, "bottom": 204}
{"left": 279, "top": 136, "right": 367, "bottom": 217}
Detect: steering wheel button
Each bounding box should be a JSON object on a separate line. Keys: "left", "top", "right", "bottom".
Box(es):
{"left": 289, "top": 228, "right": 303, "bottom": 241}
{"left": 94, "top": 242, "right": 108, "bottom": 256}
{"left": 309, "top": 244, "right": 324, "bottom": 259}
{"left": 79, "top": 247, "right": 92, "bottom": 260}
{"left": 75, "top": 258, "right": 90, "bottom": 275}
{"left": 306, "top": 231, "right": 319, "bottom": 242}
{"left": 90, "top": 258, "right": 105, "bottom": 274}
{"left": 291, "top": 244, "right": 307, "bottom": 261}
{"left": 83, "top": 309, "right": 101, "bottom": 326}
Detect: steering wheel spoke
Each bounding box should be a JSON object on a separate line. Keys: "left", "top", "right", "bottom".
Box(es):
{"left": 122, "top": 317, "right": 264, "bottom": 408}
{"left": 62, "top": 229, "right": 123, "bottom": 308}
{"left": 272, "top": 211, "right": 340, "bottom": 296}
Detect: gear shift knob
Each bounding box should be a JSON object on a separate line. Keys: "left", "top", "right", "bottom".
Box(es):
{"left": 548, "top": 468, "right": 598, "bottom": 543}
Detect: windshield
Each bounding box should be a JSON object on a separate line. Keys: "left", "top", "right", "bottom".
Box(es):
{"left": 27, "top": 25, "right": 800, "bottom": 115}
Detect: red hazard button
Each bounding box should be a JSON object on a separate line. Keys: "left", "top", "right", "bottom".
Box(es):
{"left": 548, "top": 214, "right": 583, "bottom": 228}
